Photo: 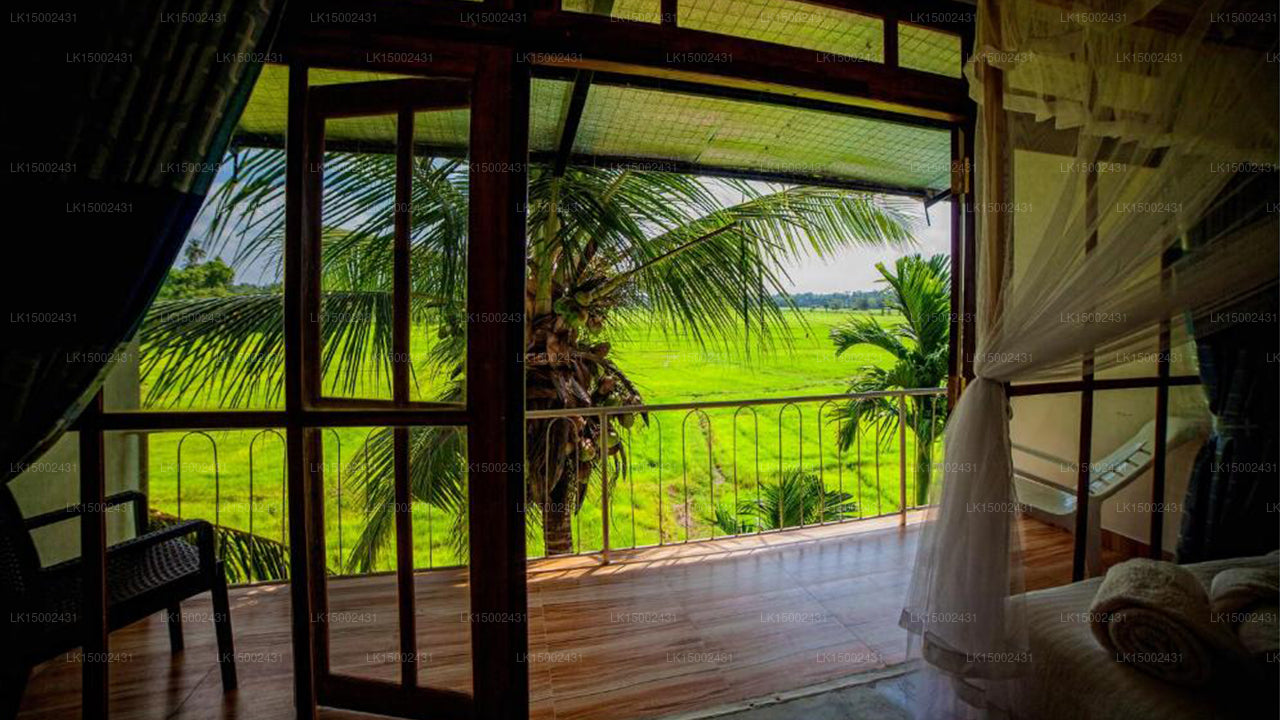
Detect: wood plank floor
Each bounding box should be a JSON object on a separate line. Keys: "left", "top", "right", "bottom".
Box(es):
{"left": 17, "top": 514, "right": 1117, "bottom": 720}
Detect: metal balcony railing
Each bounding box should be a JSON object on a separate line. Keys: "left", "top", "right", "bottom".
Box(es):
{"left": 523, "top": 387, "right": 947, "bottom": 562}
{"left": 152, "top": 387, "right": 946, "bottom": 582}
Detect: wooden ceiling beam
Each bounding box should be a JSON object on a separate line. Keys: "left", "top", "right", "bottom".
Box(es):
{"left": 233, "top": 132, "right": 938, "bottom": 196}
{"left": 308, "top": 78, "right": 470, "bottom": 118}
{"left": 552, "top": 152, "right": 936, "bottom": 197}
{"left": 552, "top": 71, "right": 593, "bottom": 176}
{"left": 279, "top": 0, "right": 972, "bottom": 123}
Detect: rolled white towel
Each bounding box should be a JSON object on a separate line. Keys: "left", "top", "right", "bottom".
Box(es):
{"left": 1210, "top": 566, "right": 1279, "bottom": 616}
{"left": 1210, "top": 566, "right": 1280, "bottom": 662}
{"left": 1090, "top": 558, "right": 1241, "bottom": 686}
{"left": 1235, "top": 603, "right": 1280, "bottom": 662}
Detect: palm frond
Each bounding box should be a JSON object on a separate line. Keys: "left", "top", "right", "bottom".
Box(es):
{"left": 828, "top": 253, "right": 951, "bottom": 464}
{"left": 830, "top": 316, "right": 910, "bottom": 359}
{"left": 149, "top": 510, "right": 294, "bottom": 584}
{"left": 342, "top": 425, "right": 467, "bottom": 574}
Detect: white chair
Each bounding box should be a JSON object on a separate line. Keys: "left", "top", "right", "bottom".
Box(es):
{"left": 1013, "top": 417, "right": 1203, "bottom": 575}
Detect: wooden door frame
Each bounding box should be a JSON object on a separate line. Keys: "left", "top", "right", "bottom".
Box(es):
{"left": 283, "top": 49, "right": 531, "bottom": 720}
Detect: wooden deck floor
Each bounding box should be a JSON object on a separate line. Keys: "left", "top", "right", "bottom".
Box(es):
{"left": 17, "top": 514, "right": 1113, "bottom": 720}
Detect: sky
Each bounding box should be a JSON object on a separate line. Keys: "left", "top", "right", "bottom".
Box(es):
{"left": 777, "top": 201, "right": 950, "bottom": 293}
{"left": 708, "top": 179, "right": 952, "bottom": 294}
{"left": 189, "top": 162, "right": 951, "bottom": 295}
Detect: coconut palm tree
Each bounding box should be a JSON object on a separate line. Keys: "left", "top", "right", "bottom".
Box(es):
{"left": 830, "top": 254, "right": 949, "bottom": 507}
{"left": 140, "top": 146, "right": 917, "bottom": 568}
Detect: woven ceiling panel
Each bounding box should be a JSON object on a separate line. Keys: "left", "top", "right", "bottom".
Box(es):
{"left": 571, "top": 83, "right": 950, "bottom": 190}
{"left": 681, "top": 0, "right": 882, "bottom": 61}
{"left": 235, "top": 70, "right": 949, "bottom": 192}
{"left": 564, "top": 0, "right": 882, "bottom": 60}
{"left": 899, "top": 23, "right": 963, "bottom": 78}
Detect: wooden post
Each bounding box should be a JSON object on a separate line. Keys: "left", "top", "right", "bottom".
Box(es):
{"left": 393, "top": 427, "right": 417, "bottom": 687}
{"left": 468, "top": 45, "right": 531, "bottom": 720}
{"left": 1149, "top": 238, "right": 1174, "bottom": 559}
{"left": 1073, "top": 365, "right": 1096, "bottom": 581}
{"left": 284, "top": 63, "right": 318, "bottom": 720}
{"left": 79, "top": 391, "right": 109, "bottom": 720}
{"left": 305, "top": 427, "right": 330, "bottom": 684}
{"left": 1073, "top": 167, "right": 1099, "bottom": 582}
{"left": 1150, "top": 323, "right": 1171, "bottom": 558}
{"left": 979, "top": 80, "right": 1007, "bottom": 318}
{"left": 960, "top": 14, "right": 978, "bottom": 384}
{"left": 394, "top": 109, "right": 414, "bottom": 406}
{"left": 661, "top": 0, "right": 677, "bottom": 27}
{"left": 883, "top": 12, "right": 899, "bottom": 68}
{"left": 948, "top": 126, "right": 965, "bottom": 407}
{"left": 393, "top": 105, "right": 419, "bottom": 689}
{"left": 961, "top": 128, "right": 976, "bottom": 382}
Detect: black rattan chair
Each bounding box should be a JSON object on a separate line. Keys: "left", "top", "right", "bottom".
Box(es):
{"left": 0, "top": 485, "right": 236, "bottom": 717}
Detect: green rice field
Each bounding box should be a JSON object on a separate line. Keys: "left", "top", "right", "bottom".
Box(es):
{"left": 136, "top": 308, "right": 945, "bottom": 578}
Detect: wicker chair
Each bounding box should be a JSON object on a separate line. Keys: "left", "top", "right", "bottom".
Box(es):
{"left": 0, "top": 485, "right": 236, "bottom": 717}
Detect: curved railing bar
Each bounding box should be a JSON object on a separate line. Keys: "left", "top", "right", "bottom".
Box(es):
{"left": 621, "top": 424, "right": 635, "bottom": 550}
{"left": 817, "top": 399, "right": 842, "bottom": 525}
{"left": 875, "top": 419, "right": 883, "bottom": 517}
{"left": 515, "top": 388, "right": 943, "bottom": 553}
{"left": 361, "top": 428, "right": 379, "bottom": 528}
{"left": 249, "top": 429, "right": 286, "bottom": 545}
{"left": 536, "top": 416, "right": 583, "bottom": 557}
{"left": 680, "top": 408, "right": 711, "bottom": 543}
{"left": 732, "top": 406, "right": 760, "bottom": 536}
{"left": 176, "top": 431, "right": 220, "bottom": 525}
{"left": 358, "top": 427, "right": 380, "bottom": 573}
{"left": 523, "top": 387, "right": 945, "bottom": 418}
{"left": 776, "top": 402, "right": 803, "bottom": 530}
{"left": 323, "top": 428, "right": 342, "bottom": 567}
{"left": 854, "top": 417, "right": 864, "bottom": 520}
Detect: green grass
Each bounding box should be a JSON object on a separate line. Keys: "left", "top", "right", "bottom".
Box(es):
{"left": 139, "top": 308, "right": 944, "bottom": 578}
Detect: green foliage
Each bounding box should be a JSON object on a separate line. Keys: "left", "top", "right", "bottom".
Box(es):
{"left": 779, "top": 290, "right": 889, "bottom": 311}
{"left": 138, "top": 145, "right": 920, "bottom": 559}
{"left": 712, "top": 469, "right": 858, "bottom": 534}
{"left": 156, "top": 258, "right": 236, "bottom": 299}
{"left": 137, "top": 310, "right": 915, "bottom": 574}
{"left": 150, "top": 510, "right": 293, "bottom": 584}
{"left": 341, "top": 424, "right": 466, "bottom": 574}
{"left": 829, "top": 254, "right": 950, "bottom": 505}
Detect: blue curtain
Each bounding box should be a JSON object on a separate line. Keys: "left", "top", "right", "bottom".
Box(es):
{"left": 1177, "top": 297, "right": 1278, "bottom": 562}
{"left": 0, "top": 0, "right": 281, "bottom": 482}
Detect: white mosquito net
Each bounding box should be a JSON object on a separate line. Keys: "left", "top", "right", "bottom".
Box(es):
{"left": 901, "top": 0, "right": 1278, "bottom": 715}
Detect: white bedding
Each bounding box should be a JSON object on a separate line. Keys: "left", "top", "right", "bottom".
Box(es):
{"left": 1010, "top": 554, "right": 1278, "bottom": 720}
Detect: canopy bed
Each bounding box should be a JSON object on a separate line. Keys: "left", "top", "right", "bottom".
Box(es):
{"left": 900, "top": 0, "right": 1279, "bottom": 716}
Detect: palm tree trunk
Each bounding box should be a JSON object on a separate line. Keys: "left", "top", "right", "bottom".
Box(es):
{"left": 914, "top": 439, "right": 933, "bottom": 507}
{"left": 543, "top": 480, "right": 575, "bottom": 555}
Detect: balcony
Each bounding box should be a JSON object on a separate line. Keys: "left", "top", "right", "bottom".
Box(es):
{"left": 16, "top": 388, "right": 1121, "bottom": 720}
{"left": 16, "top": 511, "right": 1097, "bottom": 720}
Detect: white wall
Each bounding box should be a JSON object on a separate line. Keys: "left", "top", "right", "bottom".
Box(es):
{"left": 7, "top": 340, "right": 143, "bottom": 566}
{"left": 1005, "top": 147, "right": 1210, "bottom": 551}
{"left": 1010, "top": 382, "right": 1208, "bottom": 551}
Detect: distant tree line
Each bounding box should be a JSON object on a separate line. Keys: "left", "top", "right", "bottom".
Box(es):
{"left": 161, "top": 240, "right": 894, "bottom": 310}
{"left": 774, "top": 290, "right": 890, "bottom": 311}
{"left": 157, "top": 240, "right": 280, "bottom": 299}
